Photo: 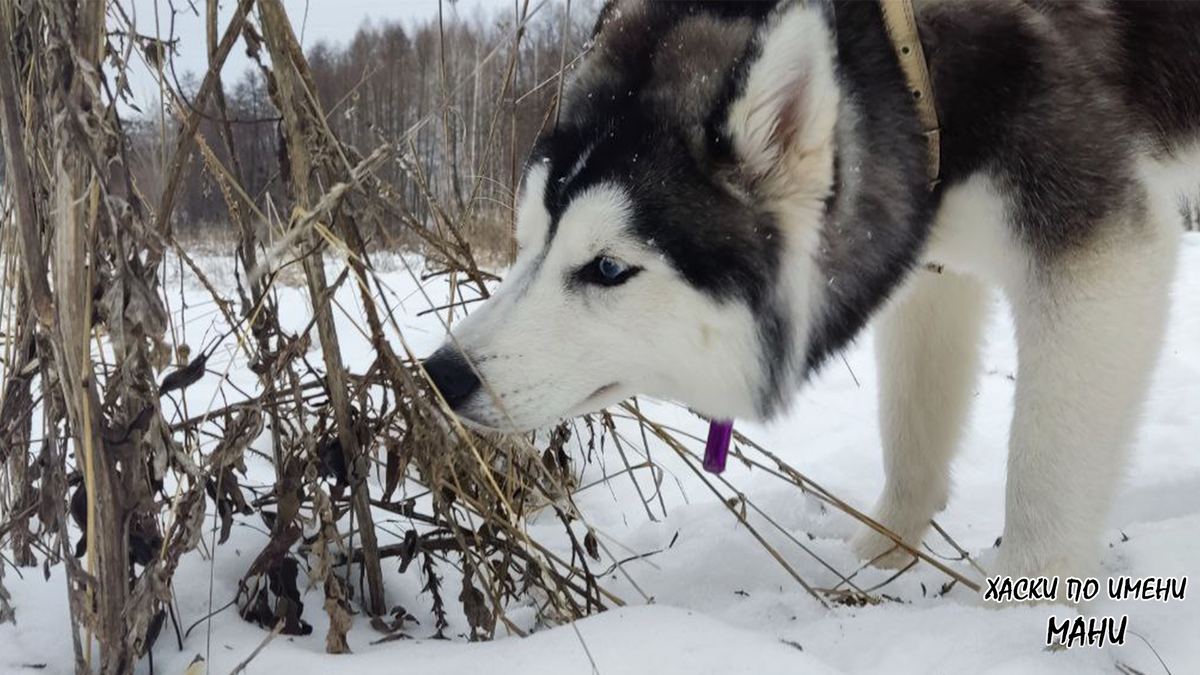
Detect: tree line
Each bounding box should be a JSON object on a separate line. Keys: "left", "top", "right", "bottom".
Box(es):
{"left": 133, "top": 1, "right": 597, "bottom": 251}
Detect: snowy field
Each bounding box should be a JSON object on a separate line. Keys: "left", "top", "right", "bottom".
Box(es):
{"left": 2, "top": 234, "right": 1198, "bottom": 675}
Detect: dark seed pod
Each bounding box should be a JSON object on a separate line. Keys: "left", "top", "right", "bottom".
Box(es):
{"left": 316, "top": 437, "right": 347, "bottom": 485}
{"left": 584, "top": 531, "right": 600, "bottom": 561}
{"left": 158, "top": 352, "right": 208, "bottom": 396}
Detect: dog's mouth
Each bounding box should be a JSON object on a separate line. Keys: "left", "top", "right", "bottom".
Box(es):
{"left": 578, "top": 382, "right": 621, "bottom": 409}
{"left": 456, "top": 382, "right": 622, "bottom": 433}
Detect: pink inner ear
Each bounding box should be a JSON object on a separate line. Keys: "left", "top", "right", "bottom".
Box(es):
{"left": 767, "top": 69, "right": 811, "bottom": 154}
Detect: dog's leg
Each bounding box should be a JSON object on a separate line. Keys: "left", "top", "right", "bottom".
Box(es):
{"left": 852, "top": 270, "right": 990, "bottom": 567}
{"left": 997, "top": 203, "right": 1179, "bottom": 586}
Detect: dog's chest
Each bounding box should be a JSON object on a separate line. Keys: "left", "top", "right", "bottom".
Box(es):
{"left": 921, "top": 173, "right": 1023, "bottom": 287}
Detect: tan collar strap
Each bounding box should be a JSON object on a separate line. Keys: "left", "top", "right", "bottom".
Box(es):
{"left": 879, "top": 0, "right": 941, "bottom": 186}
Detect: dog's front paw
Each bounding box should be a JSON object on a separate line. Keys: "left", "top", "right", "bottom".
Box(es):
{"left": 850, "top": 524, "right": 919, "bottom": 569}
{"left": 849, "top": 492, "right": 936, "bottom": 569}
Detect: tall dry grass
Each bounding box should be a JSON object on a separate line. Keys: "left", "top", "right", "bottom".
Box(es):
{"left": 0, "top": 2, "right": 982, "bottom": 673}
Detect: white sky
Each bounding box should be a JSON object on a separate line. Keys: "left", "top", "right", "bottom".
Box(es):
{"left": 118, "top": 0, "right": 522, "bottom": 109}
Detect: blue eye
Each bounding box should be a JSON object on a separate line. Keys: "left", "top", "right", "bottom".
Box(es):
{"left": 577, "top": 255, "right": 642, "bottom": 287}
{"left": 598, "top": 256, "right": 626, "bottom": 280}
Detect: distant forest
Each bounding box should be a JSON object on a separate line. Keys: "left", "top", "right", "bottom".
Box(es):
{"left": 119, "top": 1, "right": 1199, "bottom": 240}
{"left": 128, "top": 1, "right": 597, "bottom": 247}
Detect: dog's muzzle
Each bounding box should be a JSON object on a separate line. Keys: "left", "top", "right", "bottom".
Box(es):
{"left": 423, "top": 346, "right": 480, "bottom": 411}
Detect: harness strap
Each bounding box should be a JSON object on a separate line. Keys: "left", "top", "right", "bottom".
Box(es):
{"left": 879, "top": 0, "right": 941, "bottom": 186}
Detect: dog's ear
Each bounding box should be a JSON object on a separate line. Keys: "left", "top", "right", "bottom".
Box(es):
{"left": 726, "top": 5, "right": 839, "bottom": 200}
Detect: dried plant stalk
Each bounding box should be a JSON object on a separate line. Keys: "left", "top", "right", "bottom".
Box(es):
{"left": 0, "top": 2, "right": 985, "bottom": 672}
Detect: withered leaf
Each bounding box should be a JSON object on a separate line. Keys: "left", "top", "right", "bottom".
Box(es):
{"left": 324, "top": 576, "right": 353, "bottom": 654}
{"left": 217, "top": 497, "right": 234, "bottom": 545}
{"left": 140, "top": 609, "right": 166, "bottom": 656}
{"left": 209, "top": 409, "right": 264, "bottom": 471}
{"left": 240, "top": 557, "right": 312, "bottom": 637}
{"left": 277, "top": 488, "right": 301, "bottom": 531}
{"left": 369, "top": 605, "right": 417, "bottom": 637}
{"left": 240, "top": 586, "right": 274, "bottom": 628}
{"left": 383, "top": 438, "right": 403, "bottom": 500}
{"left": 276, "top": 595, "right": 312, "bottom": 636}
{"left": 316, "top": 437, "right": 347, "bottom": 485}
{"left": 69, "top": 485, "right": 87, "bottom": 557}
{"left": 369, "top": 615, "right": 391, "bottom": 634}
{"left": 369, "top": 633, "right": 411, "bottom": 646}
{"left": 324, "top": 596, "right": 352, "bottom": 653}
{"left": 243, "top": 523, "right": 302, "bottom": 580}
{"left": 458, "top": 578, "right": 491, "bottom": 639}
{"left": 397, "top": 529, "right": 419, "bottom": 574}
{"left": 584, "top": 531, "right": 600, "bottom": 562}
{"left": 556, "top": 446, "right": 570, "bottom": 475}
{"left": 126, "top": 405, "right": 156, "bottom": 438}
{"left": 158, "top": 352, "right": 208, "bottom": 396}
{"left": 206, "top": 468, "right": 250, "bottom": 545}
{"left": 128, "top": 512, "right": 163, "bottom": 566}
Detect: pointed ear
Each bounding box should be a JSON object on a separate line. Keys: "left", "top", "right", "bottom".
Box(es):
{"left": 726, "top": 5, "right": 839, "bottom": 198}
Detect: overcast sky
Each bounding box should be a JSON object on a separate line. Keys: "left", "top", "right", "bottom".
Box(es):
{"left": 119, "top": 0, "right": 522, "bottom": 108}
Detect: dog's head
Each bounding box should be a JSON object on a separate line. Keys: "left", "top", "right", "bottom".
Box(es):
{"left": 425, "top": 1, "right": 842, "bottom": 431}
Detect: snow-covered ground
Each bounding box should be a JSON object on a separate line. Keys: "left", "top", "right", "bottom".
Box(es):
{"left": 3, "top": 234, "right": 1197, "bottom": 675}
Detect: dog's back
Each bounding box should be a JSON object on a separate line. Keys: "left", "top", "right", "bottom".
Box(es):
{"left": 1021, "top": 1, "right": 1200, "bottom": 152}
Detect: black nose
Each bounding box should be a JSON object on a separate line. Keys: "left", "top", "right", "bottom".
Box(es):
{"left": 423, "top": 346, "right": 481, "bottom": 410}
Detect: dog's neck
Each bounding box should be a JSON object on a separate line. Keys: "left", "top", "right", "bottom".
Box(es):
{"left": 801, "top": 0, "right": 935, "bottom": 375}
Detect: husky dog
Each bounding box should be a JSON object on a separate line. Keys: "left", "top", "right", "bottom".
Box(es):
{"left": 424, "top": 1, "right": 1198, "bottom": 585}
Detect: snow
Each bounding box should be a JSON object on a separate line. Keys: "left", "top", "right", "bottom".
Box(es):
{"left": 3, "top": 234, "right": 1198, "bottom": 675}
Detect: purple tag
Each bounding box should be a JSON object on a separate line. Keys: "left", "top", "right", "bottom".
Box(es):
{"left": 703, "top": 419, "right": 734, "bottom": 474}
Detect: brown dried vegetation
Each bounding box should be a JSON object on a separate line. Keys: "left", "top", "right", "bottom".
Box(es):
{"left": 0, "top": 2, "right": 979, "bottom": 673}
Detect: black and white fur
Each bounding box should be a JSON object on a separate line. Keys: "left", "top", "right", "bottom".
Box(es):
{"left": 425, "top": 0, "right": 1198, "bottom": 587}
